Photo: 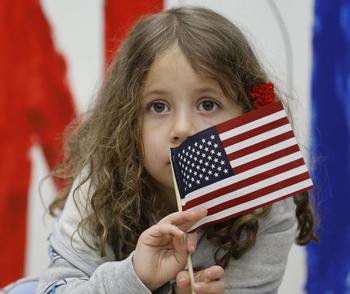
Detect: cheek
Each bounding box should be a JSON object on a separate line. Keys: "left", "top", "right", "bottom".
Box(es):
{"left": 142, "top": 123, "right": 164, "bottom": 168}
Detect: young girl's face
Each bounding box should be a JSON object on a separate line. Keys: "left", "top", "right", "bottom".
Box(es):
{"left": 141, "top": 45, "right": 243, "bottom": 202}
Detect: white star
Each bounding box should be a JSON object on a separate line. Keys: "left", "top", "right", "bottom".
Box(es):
{"left": 196, "top": 165, "right": 200, "bottom": 170}
{"left": 189, "top": 169, "right": 193, "bottom": 173}
{"left": 189, "top": 183, "right": 192, "bottom": 188}
{"left": 196, "top": 151, "right": 200, "bottom": 155}
{"left": 220, "top": 160, "right": 225, "bottom": 165}
{"left": 194, "top": 171, "right": 197, "bottom": 176}
{"left": 208, "top": 170, "right": 212, "bottom": 175}
{"left": 202, "top": 138, "right": 206, "bottom": 143}
{"left": 186, "top": 152, "right": 189, "bottom": 156}
{"left": 189, "top": 154, "right": 193, "bottom": 159}
{"left": 194, "top": 142, "right": 198, "bottom": 146}
{"left": 207, "top": 141, "right": 212, "bottom": 146}
{"left": 199, "top": 145, "right": 203, "bottom": 149}
{"left": 224, "top": 169, "right": 228, "bottom": 174}
{"left": 214, "top": 158, "right": 218, "bottom": 163}
{"left": 214, "top": 172, "right": 219, "bottom": 177}
{"left": 194, "top": 157, "right": 197, "bottom": 161}
{"left": 205, "top": 147, "right": 209, "bottom": 152}
{"left": 202, "top": 168, "right": 206, "bottom": 172}
{"left": 201, "top": 153, "right": 206, "bottom": 158}
{"left": 191, "top": 163, "right": 195, "bottom": 167}
{"left": 204, "top": 162, "right": 209, "bottom": 166}
{"left": 182, "top": 150, "right": 185, "bottom": 154}
{"left": 199, "top": 174, "right": 203, "bottom": 178}
{"left": 205, "top": 176, "right": 209, "bottom": 181}
{"left": 211, "top": 164, "right": 215, "bottom": 169}
{"left": 196, "top": 180, "right": 200, "bottom": 184}
{"left": 217, "top": 166, "right": 222, "bottom": 171}
{"left": 217, "top": 152, "right": 222, "bottom": 156}
{"left": 191, "top": 178, "right": 194, "bottom": 182}
{"left": 208, "top": 155, "right": 212, "bottom": 160}
{"left": 214, "top": 143, "right": 218, "bottom": 148}
{"left": 210, "top": 150, "right": 215, "bottom": 154}
{"left": 188, "top": 146, "right": 191, "bottom": 150}
{"left": 185, "top": 167, "right": 188, "bottom": 171}
{"left": 210, "top": 135, "right": 215, "bottom": 140}
{"left": 199, "top": 159, "right": 203, "bottom": 164}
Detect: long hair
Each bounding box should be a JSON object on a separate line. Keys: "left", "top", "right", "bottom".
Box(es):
{"left": 50, "top": 6, "right": 317, "bottom": 268}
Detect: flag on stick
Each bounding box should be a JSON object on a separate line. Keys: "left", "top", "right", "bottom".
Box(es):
{"left": 170, "top": 101, "right": 313, "bottom": 232}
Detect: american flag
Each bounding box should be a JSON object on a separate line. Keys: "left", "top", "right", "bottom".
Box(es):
{"left": 170, "top": 101, "right": 313, "bottom": 232}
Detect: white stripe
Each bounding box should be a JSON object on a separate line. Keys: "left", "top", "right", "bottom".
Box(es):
{"left": 182, "top": 150, "right": 303, "bottom": 204}
{"left": 185, "top": 165, "right": 308, "bottom": 210}
{"left": 224, "top": 124, "right": 292, "bottom": 154}
{"left": 230, "top": 138, "right": 298, "bottom": 168}
{"left": 219, "top": 110, "right": 286, "bottom": 140}
{"left": 188, "top": 178, "right": 313, "bottom": 231}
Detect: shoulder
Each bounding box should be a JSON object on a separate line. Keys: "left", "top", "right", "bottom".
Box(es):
{"left": 49, "top": 170, "right": 115, "bottom": 276}
{"left": 193, "top": 198, "right": 297, "bottom": 293}
{"left": 258, "top": 197, "right": 296, "bottom": 235}
{"left": 224, "top": 198, "right": 297, "bottom": 292}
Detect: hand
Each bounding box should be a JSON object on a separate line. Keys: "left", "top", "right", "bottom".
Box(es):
{"left": 175, "top": 266, "right": 225, "bottom": 294}
{"left": 133, "top": 208, "right": 208, "bottom": 291}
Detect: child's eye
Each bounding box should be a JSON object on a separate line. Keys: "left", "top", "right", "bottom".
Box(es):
{"left": 149, "top": 101, "right": 170, "bottom": 113}
{"left": 198, "top": 100, "right": 220, "bottom": 112}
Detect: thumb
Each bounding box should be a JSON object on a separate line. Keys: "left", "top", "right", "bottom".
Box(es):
{"left": 176, "top": 270, "right": 191, "bottom": 289}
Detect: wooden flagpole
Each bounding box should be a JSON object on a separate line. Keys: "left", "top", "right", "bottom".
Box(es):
{"left": 170, "top": 152, "right": 196, "bottom": 294}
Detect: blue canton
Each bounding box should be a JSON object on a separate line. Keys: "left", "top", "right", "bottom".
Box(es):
{"left": 171, "top": 127, "right": 232, "bottom": 199}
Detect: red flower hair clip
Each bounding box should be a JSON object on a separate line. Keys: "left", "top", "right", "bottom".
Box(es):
{"left": 249, "top": 82, "right": 275, "bottom": 108}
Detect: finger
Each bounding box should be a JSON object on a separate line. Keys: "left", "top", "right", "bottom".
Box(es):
{"left": 159, "top": 208, "right": 207, "bottom": 227}
{"left": 176, "top": 271, "right": 191, "bottom": 288}
{"left": 195, "top": 266, "right": 224, "bottom": 283}
{"left": 193, "top": 280, "right": 225, "bottom": 294}
{"left": 146, "top": 223, "right": 184, "bottom": 240}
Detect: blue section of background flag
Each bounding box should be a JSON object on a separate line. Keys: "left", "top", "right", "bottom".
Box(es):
{"left": 307, "top": 0, "right": 350, "bottom": 292}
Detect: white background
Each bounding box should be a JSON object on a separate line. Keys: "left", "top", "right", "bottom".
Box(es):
{"left": 26, "top": 1, "right": 314, "bottom": 293}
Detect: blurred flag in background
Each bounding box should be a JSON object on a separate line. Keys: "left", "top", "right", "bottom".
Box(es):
{"left": 307, "top": 0, "right": 350, "bottom": 292}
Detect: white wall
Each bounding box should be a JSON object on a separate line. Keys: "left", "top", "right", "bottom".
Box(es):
{"left": 27, "top": 1, "right": 314, "bottom": 292}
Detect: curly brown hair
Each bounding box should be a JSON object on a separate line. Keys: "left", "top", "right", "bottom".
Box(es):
{"left": 49, "top": 6, "right": 318, "bottom": 268}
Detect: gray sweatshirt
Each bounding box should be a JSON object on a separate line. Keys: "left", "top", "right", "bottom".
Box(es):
{"left": 36, "top": 173, "right": 297, "bottom": 294}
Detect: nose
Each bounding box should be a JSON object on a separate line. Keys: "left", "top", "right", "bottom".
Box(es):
{"left": 170, "top": 111, "right": 196, "bottom": 147}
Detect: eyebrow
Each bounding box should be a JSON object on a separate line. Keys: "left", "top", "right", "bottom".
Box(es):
{"left": 143, "top": 86, "right": 222, "bottom": 98}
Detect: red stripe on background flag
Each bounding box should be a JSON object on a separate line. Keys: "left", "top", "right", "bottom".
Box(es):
{"left": 0, "top": 0, "right": 76, "bottom": 286}
{"left": 171, "top": 101, "right": 313, "bottom": 232}
{"left": 104, "top": 0, "right": 163, "bottom": 65}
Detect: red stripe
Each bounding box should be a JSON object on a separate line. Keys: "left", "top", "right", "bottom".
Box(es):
{"left": 188, "top": 185, "right": 313, "bottom": 233}
{"left": 227, "top": 131, "right": 294, "bottom": 161}
{"left": 234, "top": 144, "right": 301, "bottom": 174}
{"left": 207, "top": 172, "right": 311, "bottom": 215}
{"left": 216, "top": 102, "right": 284, "bottom": 134}
{"left": 183, "top": 158, "right": 306, "bottom": 210}
{"left": 222, "top": 117, "right": 289, "bottom": 147}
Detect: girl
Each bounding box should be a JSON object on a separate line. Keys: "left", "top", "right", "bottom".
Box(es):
{"left": 37, "top": 6, "right": 317, "bottom": 294}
